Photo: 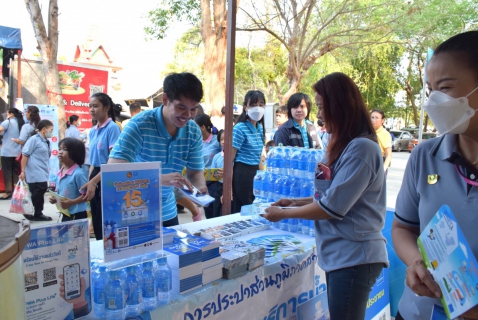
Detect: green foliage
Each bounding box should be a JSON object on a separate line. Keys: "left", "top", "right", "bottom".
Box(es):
{"left": 162, "top": 27, "right": 204, "bottom": 77}
{"left": 145, "top": 0, "right": 201, "bottom": 40}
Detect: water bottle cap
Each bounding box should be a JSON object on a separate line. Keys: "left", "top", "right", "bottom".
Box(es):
{"left": 98, "top": 266, "right": 107, "bottom": 272}
{"left": 142, "top": 261, "right": 154, "bottom": 268}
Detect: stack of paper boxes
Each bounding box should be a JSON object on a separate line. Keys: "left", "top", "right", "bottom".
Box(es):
{"left": 163, "top": 242, "right": 203, "bottom": 294}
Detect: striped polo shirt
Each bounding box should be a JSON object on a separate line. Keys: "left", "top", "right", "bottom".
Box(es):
{"left": 232, "top": 121, "right": 264, "bottom": 165}
{"left": 109, "top": 106, "right": 204, "bottom": 222}
{"left": 293, "top": 120, "right": 310, "bottom": 148}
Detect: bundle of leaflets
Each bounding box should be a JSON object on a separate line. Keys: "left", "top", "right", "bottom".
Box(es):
{"left": 48, "top": 190, "right": 70, "bottom": 216}
{"left": 198, "top": 218, "right": 270, "bottom": 240}
{"left": 221, "top": 241, "right": 265, "bottom": 271}
{"left": 175, "top": 235, "right": 222, "bottom": 270}
{"left": 163, "top": 242, "right": 203, "bottom": 294}
{"left": 178, "top": 186, "right": 215, "bottom": 206}
{"left": 247, "top": 235, "right": 303, "bottom": 258}
{"left": 417, "top": 205, "right": 478, "bottom": 319}
{"left": 221, "top": 250, "right": 249, "bottom": 279}
{"left": 162, "top": 227, "right": 176, "bottom": 244}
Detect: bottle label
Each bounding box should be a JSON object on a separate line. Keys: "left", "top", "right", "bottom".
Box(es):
{"left": 93, "top": 289, "right": 104, "bottom": 304}
{"left": 143, "top": 278, "right": 156, "bottom": 298}
{"left": 157, "top": 276, "right": 170, "bottom": 292}
{"left": 126, "top": 282, "right": 142, "bottom": 304}
{"left": 105, "top": 292, "right": 124, "bottom": 310}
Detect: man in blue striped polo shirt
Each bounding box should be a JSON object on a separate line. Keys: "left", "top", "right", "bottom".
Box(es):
{"left": 109, "top": 73, "right": 207, "bottom": 227}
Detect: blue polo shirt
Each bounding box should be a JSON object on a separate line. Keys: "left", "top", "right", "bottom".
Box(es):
{"left": 109, "top": 106, "right": 204, "bottom": 222}
{"left": 202, "top": 133, "right": 221, "bottom": 168}
{"left": 314, "top": 137, "right": 388, "bottom": 272}
{"left": 22, "top": 134, "right": 51, "bottom": 183}
{"left": 293, "top": 120, "right": 309, "bottom": 148}
{"left": 55, "top": 164, "right": 88, "bottom": 214}
{"left": 88, "top": 119, "right": 121, "bottom": 167}
{"left": 394, "top": 134, "right": 478, "bottom": 320}
{"left": 211, "top": 151, "right": 225, "bottom": 183}
{"left": 66, "top": 125, "right": 81, "bottom": 139}
{"left": 19, "top": 123, "right": 35, "bottom": 143}
{"left": 0, "top": 118, "right": 21, "bottom": 157}
{"left": 232, "top": 121, "right": 264, "bottom": 165}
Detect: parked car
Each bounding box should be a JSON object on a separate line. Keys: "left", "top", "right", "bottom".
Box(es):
{"left": 390, "top": 130, "right": 414, "bottom": 152}
{"left": 408, "top": 132, "right": 438, "bottom": 152}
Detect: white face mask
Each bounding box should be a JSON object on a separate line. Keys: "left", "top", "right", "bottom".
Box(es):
{"left": 424, "top": 86, "right": 478, "bottom": 135}
{"left": 247, "top": 106, "right": 265, "bottom": 121}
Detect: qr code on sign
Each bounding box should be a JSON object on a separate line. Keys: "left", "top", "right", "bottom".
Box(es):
{"left": 43, "top": 267, "right": 56, "bottom": 282}
{"left": 24, "top": 271, "right": 38, "bottom": 287}
{"left": 378, "top": 312, "right": 386, "bottom": 320}
{"left": 89, "top": 84, "right": 105, "bottom": 96}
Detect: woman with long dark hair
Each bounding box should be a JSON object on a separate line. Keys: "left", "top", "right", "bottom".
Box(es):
{"left": 19, "top": 120, "right": 54, "bottom": 221}
{"left": 263, "top": 73, "right": 388, "bottom": 320}
{"left": 65, "top": 114, "right": 82, "bottom": 140}
{"left": 230, "top": 90, "right": 266, "bottom": 213}
{"left": 0, "top": 108, "right": 25, "bottom": 199}
{"left": 13, "top": 105, "right": 40, "bottom": 147}
{"left": 81, "top": 93, "right": 121, "bottom": 240}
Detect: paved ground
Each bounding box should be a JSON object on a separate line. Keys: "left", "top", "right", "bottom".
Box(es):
{"left": 0, "top": 151, "right": 409, "bottom": 232}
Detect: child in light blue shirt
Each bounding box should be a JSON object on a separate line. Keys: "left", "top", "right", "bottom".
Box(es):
{"left": 49, "top": 138, "right": 88, "bottom": 221}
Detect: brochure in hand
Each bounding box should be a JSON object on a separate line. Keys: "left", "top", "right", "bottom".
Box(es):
{"left": 178, "top": 186, "right": 215, "bottom": 206}
{"left": 49, "top": 190, "right": 70, "bottom": 217}
{"left": 417, "top": 204, "right": 478, "bottom": 319}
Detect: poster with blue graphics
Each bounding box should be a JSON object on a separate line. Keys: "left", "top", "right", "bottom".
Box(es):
{"left": 26, "top": 105, "right": 60, "bottom": 189}
{"left": 22, "top": 219, "right": 91, "bottom": 320}
{"left": 101, "top": 162, "right": 162, "bottom": 263}
{"left": 418, "top": 205, "right": 478, "bottom": 319}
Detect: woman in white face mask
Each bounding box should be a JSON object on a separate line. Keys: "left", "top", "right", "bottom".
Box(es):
{"left": 228, "top": 90, "right": 266, "bottom": 213}
{"left": 392, "top": 31, "right": 478, "bottom": 320}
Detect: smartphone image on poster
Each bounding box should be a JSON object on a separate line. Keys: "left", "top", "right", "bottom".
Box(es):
{"left": 63, "top": 263, "right": 81, "bottom": 300}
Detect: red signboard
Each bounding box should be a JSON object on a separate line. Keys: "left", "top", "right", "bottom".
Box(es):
{"left": 58, "top": 63, "right": 108, "bottom": 132}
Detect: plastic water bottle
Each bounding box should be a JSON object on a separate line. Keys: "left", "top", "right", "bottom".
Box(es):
{"left": 282, "top": 147, "right": 292, "bottom": 175}
{"left": 288, "top": 218, "right": 299, "bottom": 233}
{"left": 253, "top": 171, "right": 264, "bottom": 201}
{"left": 267, "top": 174, "right": 277, "bottom": 202}
{"left": 280, "top": 176, "right": 292, "bottom": 199}
{"left": 272, "top": 221, "right": 281, "bottom": 229}
{"left": 104, "top": 270, "right": 125, "bottom": 320}
{"left": 125, "top": 265, "right": 143, "bottom": 317}
{"left": 275, "top": 147, "right": 285, "bottom": 174}
{"left": 155, "top": 256, "right": 172, "bottom": 306}
{"left": 142, "top": 261, "right": 157, "bottom": 311}
{"left": 93, "top": 266, "right": 109, "bottom": 318}
{"left": 291, "top": 149, "right": 301, "bottom": 176}
{"left": 309, "top": 220, "right": 315, "bottom": 237}
{"left": 298, "top": 150, "right": 309, "bottom": 178}
{"left": 300, "top": 179, "right": 314, "bottom": 198}
{"left": 301, "top": 219, "right": 310, "bottom": 235}
{"left": 289, "top": 177, "right": 302, "bottom": 199}
{"left": 279, "top": 218, "right": 289, "bottom": 231}
{"left": 273, "top": 175, "right": 286, "bottom": 201}
{"left": 307, "top": 150, "right": 318, "bottom": 179}
{"left": 267, "top": 147, "right": 277, "bottom": 173}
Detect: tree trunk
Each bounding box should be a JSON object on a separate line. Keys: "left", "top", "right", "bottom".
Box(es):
{"left": 200, "top": 0, "right": 227, "bottom": 114}
{"left": 25, "top": 0, "right": 65, "bottom": 138}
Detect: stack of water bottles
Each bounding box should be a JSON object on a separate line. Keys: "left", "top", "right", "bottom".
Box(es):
{"left": 253, "top": 147, "right": 325, "bottom": 237}
{"left": 91, "top": 256, "right": 172, "bottom": 319}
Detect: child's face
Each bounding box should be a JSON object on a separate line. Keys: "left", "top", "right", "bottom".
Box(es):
{"left": 276, "top": 113, "right": 287, "bottom": 126}
{"left": 58, "top": 144, "right": 70, "bottom": 164}
{"left": 220, "top": 134, "right": 225, "bottom": 150}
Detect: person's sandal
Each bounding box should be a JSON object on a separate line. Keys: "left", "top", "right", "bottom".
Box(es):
{"left": 193, "top": 209, "right": 202, "bottom": 222}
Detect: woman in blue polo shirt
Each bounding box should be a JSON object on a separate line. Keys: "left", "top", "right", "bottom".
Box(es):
{"left": 0, "top": 108, "right": 24, "bottom": 199}
{"left": 81, "top": 93, "right": 121, "bottom": 240}
{"left": 195, "top": 114, "right": 222, "bottom": 219}
{"left": 19, "top": 120, "right": 54, "bottom": 221}
{"left": 274, "top": 92, "right": 320, "bottom": 148}
{"left": 392, "top": 31, "right": 478, "bottom": 320}
{"left": 231, "top": 90, "right": 266, "bottom": 213}
{"left": 263, "top": 73, "right": 387, "bottom": 320}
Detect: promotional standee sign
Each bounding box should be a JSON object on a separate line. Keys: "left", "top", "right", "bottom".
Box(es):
{"left": 101, "top": 162, "right": 162, "bottom": 263}
{"left": 57, "top": 63, "right": 109, "bottom": 133}
{"left": 22, "top": 220, "right": 91, "bottom": 320}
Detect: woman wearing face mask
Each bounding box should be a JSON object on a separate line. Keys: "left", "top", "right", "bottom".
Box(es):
{"left": 19, "top": 120, "right": 54, "bottom": 221}
{"left": 230, "top": 90, "right": 266, "bottom": 213}
{"left": 65, "top": 115, "right": 83, "bottom": 140}
{"left": 274, "top": 92, "right": 321, "bottom": 148}
{"left": 13, "top": 105, "right": 40, "bottom": 147}
{"left": 392, "top": 31, "right": 478, "bottom": 320}
{"left": 0, "top": 108, "right": 25, "bottom": 199}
